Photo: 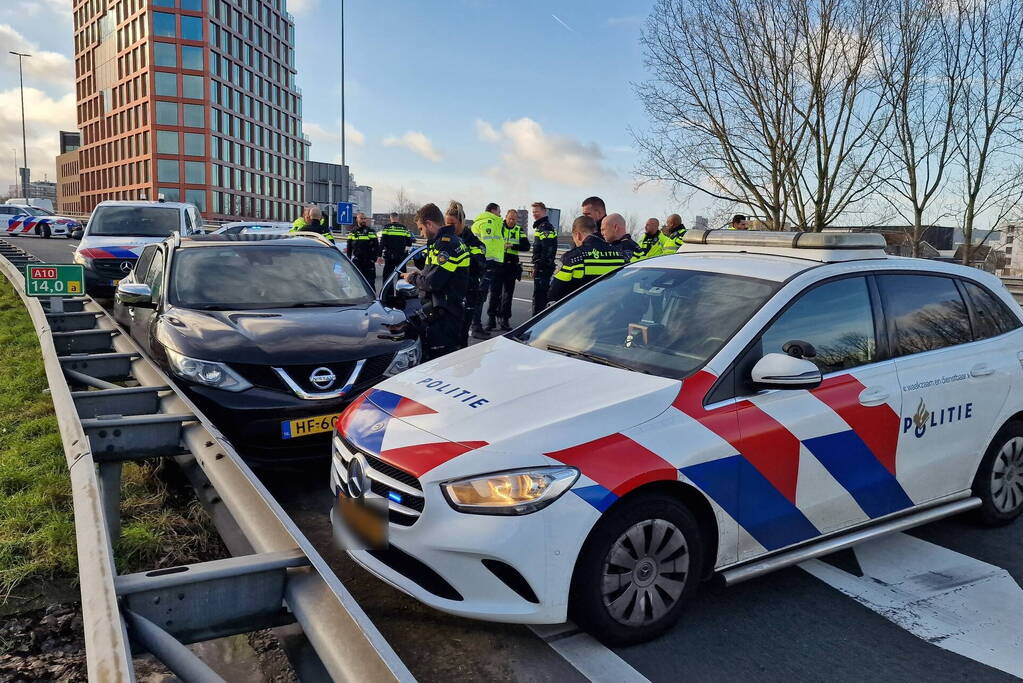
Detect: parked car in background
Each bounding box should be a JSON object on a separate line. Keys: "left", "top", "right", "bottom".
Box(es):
{"left": 73, "top": 200, "right": 203, "bottom": 296}
{"left": 113, "top": 233, "right": 421, "bottom": 463}
{"left": 0, "top": 204, "right": 81, "bottom": 239}
{"left": 5, "top": 197, "right": 55, "bottom": 212}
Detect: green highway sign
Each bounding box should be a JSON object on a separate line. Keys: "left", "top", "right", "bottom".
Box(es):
{"left": 24, "top": 264, "right": 85, "bottom": 297}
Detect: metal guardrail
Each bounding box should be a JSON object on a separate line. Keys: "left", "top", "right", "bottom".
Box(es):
{"left": 0, "top": 239, "right": 414, "bottom": 682}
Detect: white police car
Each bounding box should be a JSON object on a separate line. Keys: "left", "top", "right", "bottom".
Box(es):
{"left": 329, "top": 230, "right": 1023, "bottom": 645}
{"left": 0, "top": 204, "right": 81, "bottom": 238}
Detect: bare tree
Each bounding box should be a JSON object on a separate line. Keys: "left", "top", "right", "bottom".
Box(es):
{"left": 390, "top": 187, "right": 418, "bottom": 227}
{"left": 949, "top": 0, "right": 1023, "bottom": 264}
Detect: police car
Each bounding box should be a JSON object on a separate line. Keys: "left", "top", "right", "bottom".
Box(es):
{"left": 0, "top": 204, "right": 81, "bottom": 238}
{"left": 329, "top": 230, "right": 1023, "bottom": 645}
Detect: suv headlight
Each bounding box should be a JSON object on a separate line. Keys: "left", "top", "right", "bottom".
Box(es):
{"left": 442, "top": 467, "right": 579, "bottom": 515}
{"left": 384, "top": 340, "right": 421, "bottom": 376}
{"left": 166, "top": 348, "right": 252, "bottom": 392}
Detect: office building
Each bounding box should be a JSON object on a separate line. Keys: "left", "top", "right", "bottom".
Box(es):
{"left": 56, "top": 131, "right": 82, "bottom": 214}
{"left": 72, "top": 0, "right": 306, "bottom": 219}
{"left": 6, "top": 180, "right": 58, "bottom": 203}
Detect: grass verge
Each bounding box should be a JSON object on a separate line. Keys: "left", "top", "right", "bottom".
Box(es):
{"left": 0, "top": 275, "right": 219, "bottom": 603}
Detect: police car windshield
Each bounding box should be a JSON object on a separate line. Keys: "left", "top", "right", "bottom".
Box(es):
{"left": 513, "top": 267, "right": 777, "bottom": 380}
{"left": 23, "top": 207, "right": 54, "bottom": 216}
{"left": 88, "top": 206, "right": 180, "bottom": 236}
{"left": 170, "top": 245, "right": 375, "bottom": 310}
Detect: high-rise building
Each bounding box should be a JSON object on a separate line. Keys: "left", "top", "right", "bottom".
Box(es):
{"left": 56, "top": 131, "right": 82, "bottom": 214}
{"left": 72, "top": 0, "right": 306, "bottom": 220}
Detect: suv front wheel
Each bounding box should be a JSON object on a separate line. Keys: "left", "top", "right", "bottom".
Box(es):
{"left": 973, "top": 421, "right": 1023, "bottom": 526}
{"left": 570, "top": 494, "right": 703, "bottom": 646}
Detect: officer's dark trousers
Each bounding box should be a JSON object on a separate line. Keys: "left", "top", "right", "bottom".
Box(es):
{"left": 473, "top": 262, "right": 498, "bottom": 329}
{"left": 533, "top": 267, "right": 553, "bottom": 316}
{"left": 424, "top": 311, "right": 461, "bottom": 360}
{"left": 459, "top": 288, "right": 481, "bottom": 348}
{"left": 382, "top": 256, "right": 402, "bottom": 284}
{"left": 488, "top": 259, "right": 518, "bottom": 321}
{"left": 355, "top": 260, "right": 376, "bottom": 290}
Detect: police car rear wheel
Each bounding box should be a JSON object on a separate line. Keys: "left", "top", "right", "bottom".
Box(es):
{"left": 570, "top": 495, "right": 702, "bottom": 646}
{"left": 39, "top": 224, "right": 50, "bottom": 239}
{"left": 973, "top": 422, "right": 1023, "bottom": 526}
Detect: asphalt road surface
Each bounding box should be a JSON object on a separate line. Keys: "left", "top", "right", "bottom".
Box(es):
{"left": 13, "top": 234, "right": 1023, "bottom": 682}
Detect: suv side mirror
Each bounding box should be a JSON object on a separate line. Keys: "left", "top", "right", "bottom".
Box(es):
{"left": 71, "top": 228, "right": 83, "bottom": 240}
{"left": 116, "top": 282, "right": 155, "bottom": 309}
{"left": 395, "top": 279, "right": 417, "bottom": 299}
{"left": 751, "top": 353, "right": 822, "bottom": 390}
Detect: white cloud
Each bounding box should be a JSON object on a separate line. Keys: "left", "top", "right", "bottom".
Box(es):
{"left": 477, "top": 117, "right": 613, "bottom": 189}
{"left": 382, "top": 131, "right": 443, "bottom": 162}
{"left": 0, "top": 87, "right": 76, "bottom": 185}
{"left": 0, "top": 24, "right": 74, "bottom": 88}
{"left": 305, "top": 121, "right": 365, "bottom": 147}
{"left": 285, "top": 0, "right": 319, "bottom": 15}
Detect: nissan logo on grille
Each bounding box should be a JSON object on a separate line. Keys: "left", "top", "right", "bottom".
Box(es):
{"left": 309, "top": 366, "right": 336, "bottom": 389}
{"left": 347, "top": 456, "right": 369, "bottom": 499}
{"left": 120, "top": 261, "right": 134, "bottom": 274}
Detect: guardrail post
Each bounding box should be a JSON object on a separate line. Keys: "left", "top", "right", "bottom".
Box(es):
{"left": 97, "top": 461, "right": 122, "bottom": 544}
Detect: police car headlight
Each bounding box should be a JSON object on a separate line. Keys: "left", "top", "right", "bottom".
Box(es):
{"left": 73, "top": 252, "right": 91, "bottom": 267}
{"left": 384, "top": 341, "right": 421, "bottom": 376}
{"left": 166, "top": 348, "right": 252, "bottom": 392}
{"left": 442, "top": 467, "right": 579, "bottom": 515}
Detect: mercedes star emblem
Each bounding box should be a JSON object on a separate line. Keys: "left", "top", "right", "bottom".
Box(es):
{"left": 120, "top": 261, "right": 134, "bottom": 274}
{"left": 346, "top": 456, "right": 369, "bottom": 499}
{"left": 309, "top": 366, "right": 336, "bottom": 389}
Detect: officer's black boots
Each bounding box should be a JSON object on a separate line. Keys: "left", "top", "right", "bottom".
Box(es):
{"left": 471, "top": 325, "right": 490, "bottom": 340}
{"left": 484, "top": 317, "right": 497, "bottom": 331}
{"left": 499, "top": 318, "right": 511, "bottom": 331}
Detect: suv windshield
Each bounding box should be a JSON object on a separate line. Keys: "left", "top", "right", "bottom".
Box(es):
{"left": 170, "top": 244, "right": 375, "bottom": 309}
{"left": 88, "top": 206, "right": 180, "bottom": 237}
{"left": 512, "top": 267, "right": 777, "bottom": 379}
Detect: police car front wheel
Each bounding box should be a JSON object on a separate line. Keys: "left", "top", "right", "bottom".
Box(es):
{"left": 570, "top": 494, "right": 703, "bottom": 646}
{"left": 974, "top": 421, "right": 1023, "bottom": 526}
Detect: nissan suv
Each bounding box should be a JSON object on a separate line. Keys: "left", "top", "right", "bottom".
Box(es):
{"left": 113, "top": 233, "right": 420, "bottom": 462}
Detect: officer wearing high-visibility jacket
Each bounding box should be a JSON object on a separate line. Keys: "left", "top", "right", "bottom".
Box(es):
{"left": 471, "top": 203, "right": 505, "bottom": 336}
{"left": 445, "top": 200, "right": 487, "bottom": 347}
{"left": 549, "top": 215, "right": 626, "bottom": 302}
{"left": 290, "top": 205, "right": 334, "bottom": 242}
{"left": 402, "top": 203, "right": 470, "bottom": 360}
{"left": 488, "top": 209, "right": 529, "bottom": 331}
{"left": 661, "top": 213, "right": 687, "bottom": 250}
{"left": 380, "top": 212, "right": 414, "bottom": 282}
{"left": 346, "top": 212, "right": 381, "bottom": 287}
{"left": 632, "top": 217, "right": 675, "bottom": 261}
{"left": 530, "top": 201, "right": 559, "bottom": 315}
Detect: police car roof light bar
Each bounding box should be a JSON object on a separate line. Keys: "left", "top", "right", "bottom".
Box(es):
{"left": 682, "top": 229, "right": 886, "bottom": 250}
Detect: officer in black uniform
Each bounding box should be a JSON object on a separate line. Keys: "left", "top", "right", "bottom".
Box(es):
{"left": 402, "top": 203, "right": 470, "bottom": 360}
{"left": 445, "top": 200, "right": 488, "bottom": 346}
{"left": 346, "top": 212, "right": 380, "bottom": 288}
{"left": 380, "top": 212, "right": 414, "bottom": 283}
{"left": 601, "top": 213, "right": 640, "bottom": 261}
{"left": 530, "top": 201, "right": 559, "bottom": 315}
{"left": 549, "top": 215, "right": 626, "bottom": 302}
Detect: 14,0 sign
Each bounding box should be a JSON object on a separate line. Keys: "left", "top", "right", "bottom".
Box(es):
{"left": 24, "top": 264, "right": 85, "bottom": 297}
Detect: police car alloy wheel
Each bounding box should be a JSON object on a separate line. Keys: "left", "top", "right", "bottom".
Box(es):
{"left": 40, "top": 223, "right": 51, "bottom": 239}
{"left": 973, "top": 421, "right": 1023, "bottom": 525}
{"left": 570, "top": 494, "right": 703, "bottom": 646}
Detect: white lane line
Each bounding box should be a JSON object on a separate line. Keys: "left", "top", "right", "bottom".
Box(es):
{"left": 530, "top": 623, "right": 651, "bottom": 683}
{"left": 513, "top": 297, "right": 531, "bottom": 303}
{"left": 801, "top": 532, "right": 1023, "bottom": 678}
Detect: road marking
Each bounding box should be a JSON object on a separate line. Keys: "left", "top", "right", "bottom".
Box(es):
{"left": 530, "top": 623, "right": 651, "bottom": 683}
{"left": 801, "top": 532, "right": 1023, "bottom": 677}
{"left": 513, "top": 297, "right": 531, "bottom": 303}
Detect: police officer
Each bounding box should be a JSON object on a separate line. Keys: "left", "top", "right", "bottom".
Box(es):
{"left": 600, "top": 213, "right": 640, "bottom": 261}
{"left": 402, "top": 203, "right": 470, "bottom": 360}
{"left": 530, "top": 201, "right": 558, "bottom": 314}
{"left": 549, "top": 215, "right": 626, "bottom": 302}
{"left": 581, "top": 195, "right": 607, "bottom": 229}
{"left": 380, "top": 212, "right": 414, "bottom": 283}
{"left": 729, "top": 213, "right": 748, "bottom": 230}
{"left": 471, "top": 203, "right": 505, "bottom": 334}
{"left": 661, "top": 213, "right": 687, "bottom": 249}
{"left": 488, "top": 209, "right": 529, "bottom": 331}
{"left": 632, "top": 217, "right": 675, "bottom": 261}
{"left": 290, "top": 205, "right": 334, "bottom": 242}
{"left": 445, "top": 200, "right": 487, "bottom": 346}
{"left": 346, "top": 212, "right": 380, "bottom": 288}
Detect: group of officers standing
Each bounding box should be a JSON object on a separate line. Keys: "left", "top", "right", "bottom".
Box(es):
{"left": 291, "top": 198, "right": 750, "bottom": 361}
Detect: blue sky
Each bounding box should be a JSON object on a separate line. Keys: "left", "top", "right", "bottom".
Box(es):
{"left": 0, "top": 0, "right": 697, "bottom": 225}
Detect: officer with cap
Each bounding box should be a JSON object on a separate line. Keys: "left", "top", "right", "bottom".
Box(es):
{"left": 402, "top": 203, "right": 470, "bottom": 360}
{"left": 549, "top": 215, "right": 625, "bottom": 302}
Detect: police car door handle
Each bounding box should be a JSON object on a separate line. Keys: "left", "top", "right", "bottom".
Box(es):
{"left": 970, "top": 363, "right": 994, "bottom": 377}
{"left": 858, "top": 387, "right": 890, "bottom": 406}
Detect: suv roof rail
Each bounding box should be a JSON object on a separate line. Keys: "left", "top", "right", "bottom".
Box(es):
{"left": 681, "top": 228, "right": 886, "bottom": 250}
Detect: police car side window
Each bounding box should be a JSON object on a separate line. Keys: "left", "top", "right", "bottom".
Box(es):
{"left": 877, "top": 274, "right": 972, "bottom": 356}
{"left": 961, "top": 280, "right": 1021, "bottom": 338}
{"left": 760, "top": 277, "right": 877, "bottom": 375}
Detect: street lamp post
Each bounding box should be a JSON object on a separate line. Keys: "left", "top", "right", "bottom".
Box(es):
{"left": 9, "top": 51, "right": 31, "bottom": 203}
{"left": 340, "top": 0, "right": 347, "bottom": 203}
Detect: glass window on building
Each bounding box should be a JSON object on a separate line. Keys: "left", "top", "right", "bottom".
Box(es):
{"left": 159, "top": 187, "right": 181, "bottom": 202}
{"left": 155, "top": 71, "right": 177, "bottom": 96}
{"left": 183, "top": 133, "right": 205, "bottom": 156}
{"left": 153, "top": 12, "right": 176, "bottom": 37}
{"left": 181, "top": 0, "right": 202, "bottom": 10}
{"left": 182, "top": 75, "right": 204, "bottom": 99}
{"left": 157, "top": 159, "right": 179, "bottom": 183}
{"left": 183, "top": 103, "right": 204, "bottom": 127}
{"left": 186, "top": 189, "right": 206, "bottom": 212}
{"left": 184, "top": 161, "right": 205, "bottom": 184}
{"left": 211, "top": 136, "right": 220, "bottom": 160}
{"left": 157, "top": 131, "right": 179, "bottom": 154}
{"left": 155, "top": 100, "right": 177, "bottom": 125}
{"left": 181, "top": 15, "right": 203, "bottom": 40}
{"left": 154, "top": 41, "right": 176, "bottom": 67}
{"left": 154, "top": 0, "right": 174, "bottom": 6}
{"left": 181, "top": 45, "right": 203, "bottom": 70}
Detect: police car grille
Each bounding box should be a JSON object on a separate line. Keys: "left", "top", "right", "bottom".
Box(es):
{"left": 93, "top": 259, "right": 135, "bottom": 278}
{"left": 337, "top": 436, "right": 424, "bottom": 526}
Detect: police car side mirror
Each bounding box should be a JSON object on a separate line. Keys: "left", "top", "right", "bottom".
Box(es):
{"left": 751, "top": 353, "right": 822, "bottom": 390}
{"left": 116, "top": 282, "right": 155, "bottom": 309}
{"left": 71, "top": 228, "right": 84, "bottom": 240}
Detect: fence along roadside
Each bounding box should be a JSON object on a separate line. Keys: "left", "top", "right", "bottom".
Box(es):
{"left": 0, "top": 238, "right": 414, "bottom": 682}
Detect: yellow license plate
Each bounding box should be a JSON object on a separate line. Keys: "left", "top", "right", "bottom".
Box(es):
{"left": 281, "top": 412, "right": 340, "bottom": 439}
{"left": 335, "top": 489, "right": 387, "bottom": 549}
